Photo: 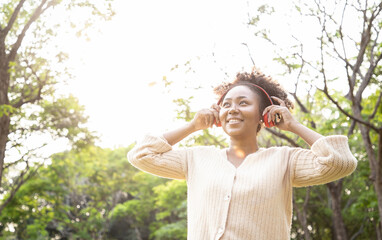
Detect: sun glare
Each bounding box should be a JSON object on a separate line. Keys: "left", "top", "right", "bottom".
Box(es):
{"left": 57, "top": 0, "right": 311, "bottom": 147}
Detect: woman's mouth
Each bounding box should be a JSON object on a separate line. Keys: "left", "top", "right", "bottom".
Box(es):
{"left": 227, "top": 118, "right": 243, "bottom": 124}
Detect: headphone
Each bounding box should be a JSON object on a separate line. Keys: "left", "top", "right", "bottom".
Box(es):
{"left": 215, "top": 83, "right": 279, "bottom": 128}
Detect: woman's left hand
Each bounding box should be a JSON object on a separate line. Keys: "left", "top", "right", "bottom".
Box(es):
{"left": 262, "top": 96, "right": 299, "bottom": 132}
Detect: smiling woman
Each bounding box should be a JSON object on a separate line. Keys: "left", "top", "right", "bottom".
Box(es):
{"left": 127, "top": 67, "right": 358, "bottom": 240}
{"left": 214, "top": 70, "right": 293, "bottom": 131}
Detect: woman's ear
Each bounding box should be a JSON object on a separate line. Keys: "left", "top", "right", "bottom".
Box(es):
{"left": 256, "top": 123, "right": 262, "bottom": 133}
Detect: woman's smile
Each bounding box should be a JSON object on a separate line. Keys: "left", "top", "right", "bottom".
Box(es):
{"left": 227, "top": 118, "right": 243, "bottom": 125}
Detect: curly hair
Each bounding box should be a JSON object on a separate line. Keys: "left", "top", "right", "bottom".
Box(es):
{"left": 213, "top": 67, "right": 293, "bottom": 132}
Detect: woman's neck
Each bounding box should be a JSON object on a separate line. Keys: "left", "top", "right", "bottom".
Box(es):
{"left": 228, "top": 135, "right": 259, "bottom": 160}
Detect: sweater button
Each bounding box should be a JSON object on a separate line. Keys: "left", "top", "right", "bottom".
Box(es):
{"left": 224, "top": 194, "right": 231, "bottom": 201}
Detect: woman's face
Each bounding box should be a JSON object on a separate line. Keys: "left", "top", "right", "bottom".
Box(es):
{"left": 219, "top": 85, "right": 261, "bottom": 137}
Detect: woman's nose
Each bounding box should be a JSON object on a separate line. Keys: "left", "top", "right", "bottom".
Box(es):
{"left": 228, "top": 104, "right": 239, "bottom": 114}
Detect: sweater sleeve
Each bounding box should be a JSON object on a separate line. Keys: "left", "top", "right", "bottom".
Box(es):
{"left": 127, "top": 135, "right": 189, "bottom": 180}
{"left": 290, "top": 135, "right": 357, "bottom": 187}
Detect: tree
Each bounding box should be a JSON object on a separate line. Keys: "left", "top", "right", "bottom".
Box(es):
{"left": 0, "top": 0, "right": 114, "bottom": 215}
{"left": 246, "top": 0, "right": 382, "bottom": 238}
{"left": 0, "top": 145, "right": 136, "bottom": 239}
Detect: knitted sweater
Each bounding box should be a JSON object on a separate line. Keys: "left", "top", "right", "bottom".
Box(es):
{"left": 127, "top": 135, "right": 357, "bottom": 240}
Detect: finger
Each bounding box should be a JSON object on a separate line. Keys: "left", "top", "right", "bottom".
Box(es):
{"left": 208, "top": 113, "right": 213, "bottom": 128}
{"left": 268, "top": 107, "right": 280, "bottom": 123}
{"left": 211, "top": 110, "right": 219, "bottom": 126}
{"left": 275, "top": 113, "right": 282, "bottom": 124}
{"left": 210, "top": 116, "right": 215, "bottom": 128}
{"left": 211, "top": 103, "right": 221, "bottom": 112}
{"left": 269, "top": 110, "right": 274, "bottom": 123}
{"left": 263, "top": 104, "right": 278, "bottom": 119}
{"left": 211, "top": 105, "right": 221, "bottom": 126}
{"left": 211, "top": 109, "right": 219, "bottom": 125}
{"left": 271, "top": 96, "right": 286, "bottom": 107}
{"left": 262, "top": 105, "right": 273, "bottom": 116}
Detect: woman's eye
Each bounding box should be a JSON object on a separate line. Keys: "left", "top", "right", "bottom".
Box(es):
{"left": 240, "top": 101, "right": 248, "bottom": 105}
{"left": 222, "top": 102, "right": 230, "bottom": 108}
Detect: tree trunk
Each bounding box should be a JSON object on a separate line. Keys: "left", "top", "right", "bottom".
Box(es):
{"left": 352, "top": 105, "right": 382, "bottom": 228}
{"left": 0, "top": 50, "right": 10, "bottom": 189}
{"left": 294, "top": 200, "right": 312, "bottom": 240}
{"left": 134, "top": 227, "right": 143, "bottom": 240}
{"left": 376, "top": 222, "right": 382, "bottom": 240}
{"left": 0, "top": 115, "right": 9, "bottom": 188}
{"left": 375, "top": 131, "right": 382, "bottom": 237}
{"left": 293, "top": 187, "right": 312, "bottom": 240}
{"left": 327, "top": 180, "right": 348, "bottom": 240}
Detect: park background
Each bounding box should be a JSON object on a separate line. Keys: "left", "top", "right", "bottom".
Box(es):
{"left": 0, "top": 0, "right": 381, "bottom": 239}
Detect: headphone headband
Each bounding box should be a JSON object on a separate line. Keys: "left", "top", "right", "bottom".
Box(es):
{"left": 217, "top": 83, "right": 273, "bottom": 106}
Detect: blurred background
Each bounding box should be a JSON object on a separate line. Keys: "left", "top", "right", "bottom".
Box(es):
{"left": 0, "top": 0, "right": 381, "bottom": 239}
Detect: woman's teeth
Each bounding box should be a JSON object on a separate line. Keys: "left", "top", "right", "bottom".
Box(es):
{"left": 228, "top": 119, "right": 241, "bottom": 124}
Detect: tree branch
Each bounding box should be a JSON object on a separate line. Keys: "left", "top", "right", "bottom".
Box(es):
{"left": 303, "top": 186, "right": 311, "bottom": 210}
{"left": 293, "top": 187, "right": 312, "bottom": 240}
{"left": 0, "top": 164, "right": 41, "bottom": 214}
{"left": 4, "top": 143, "right": 47, "bottom": 169}
{"left": 378, "top": 129, "right": 382, "bottom": 184}
{"left": 290, "top": 35, "right": 305, "bottom": 95}
{"left": 316, "top": 4, "right": 379, "bottom": 133}
{"left": 369, "top": 25, "right": 380, "bottom": 64}
{"left": 347, "top": 120, "right": 356, "bottom": 137}
{"left": 1, "top": 0, "right": 27, "bottom": 37}
{"left": 348, "top": 2, "right": 382, "bottom": 95}
{"left": 294, "top": 52, "right": 321, "bottom": 73}
{"left": 349, "top": 216, "right": 367, "bottom": 240}
{"left": 338, "top": 0, "right": 356, "bottom": 101}
{"left": 241, "top": 43, "right": 255, "bottom": 66}
{"left": 369, "top": 91, "right": 382, "bottom": 121}
{"left": 318, "top": 87, "right": 379, "bottom": 132}
{"left": 265, "top": 128, "right": 301, "bottom": 147}
{"left": 325, "top": 30, "right": 356, "bottom": 100}
{"left": 7, "top": 0, "right": 50, "bottom": 62}
{"left": 12, "top": 59, "right": 48, "bottom": 108}
{"left": 203, "top": 130, "right": 227, "bottom": 149}
{"left": 3, "top": 157, "right": 25, "bottom": 170}
{"left": 290, "top": 92, "right": 317, "bottom": 129}
{"left": 355, "top": 52, "right": 382, "bottom": 103}
{"left": 12, "top": 81, "right": 44, "bottom": 108}
{"left": 353, "top": 2, "right": 382, "bottom": 102}
{"left": 290, "top": 92, "right": 309, "bottom": 113}
{"left": 348, "top": 12, "right": 372, "bottom": 90}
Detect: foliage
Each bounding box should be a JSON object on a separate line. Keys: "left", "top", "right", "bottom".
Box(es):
{"left": 1, "top": 145, "right": 131, "bottom": 239}
{"left": 150, "top": 180, "right": 187, "bottom": 240}
{"left": 246, "top": 1, "right": 382, "bottom": 239}
{"left": 0, "top": 0, "right": 115, "bottom": 218}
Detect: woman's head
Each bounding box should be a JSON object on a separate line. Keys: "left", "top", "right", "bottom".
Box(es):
{"left": 214, "top": 68, "right": 293, "bottom": 136}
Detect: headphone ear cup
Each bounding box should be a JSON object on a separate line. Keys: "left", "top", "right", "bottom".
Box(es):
{"left": 214, "top": 119, "right": 221, "bottom": 127}
{"left": 263, "top": 113, "right": 274, "bottom": 128}
{"left": 263, "top": 114, "right": 269, "bottom": 128}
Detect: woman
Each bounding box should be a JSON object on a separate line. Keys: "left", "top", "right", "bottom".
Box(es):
{"left": 127, "top": 69, "right": 357, "bottom": 240}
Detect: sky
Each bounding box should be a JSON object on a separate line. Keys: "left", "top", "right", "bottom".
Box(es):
{"left": 4, "top": 0, "right": 365, "bottom": 169}
{"left": 55, "top": 0, "right": 317, "bottom": 148}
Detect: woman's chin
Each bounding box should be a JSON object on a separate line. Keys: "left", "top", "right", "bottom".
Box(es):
{"left": 224, "top": 128, "right": 246, "bottom": 137}
{"left": 224, "top": 125, "right": 258, "bottom": 138}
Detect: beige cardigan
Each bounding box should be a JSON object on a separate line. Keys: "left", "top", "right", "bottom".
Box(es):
{"left": 127, "top": 135, "right": 357, "bottom": 240}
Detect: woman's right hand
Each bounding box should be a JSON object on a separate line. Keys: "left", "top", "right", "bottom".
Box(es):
{"left": 190, "top": 104, "right": 220, "bottom": 131}
{"left": 164, "top": 104, "right": 220, "bottom": 145}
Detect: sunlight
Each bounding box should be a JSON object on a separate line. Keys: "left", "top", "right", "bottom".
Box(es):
{"left": 54, "top": 0, "right": 300, "bottom": 147}
{"left": 233, "top": 145, "right": 246, "bottom": 158}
